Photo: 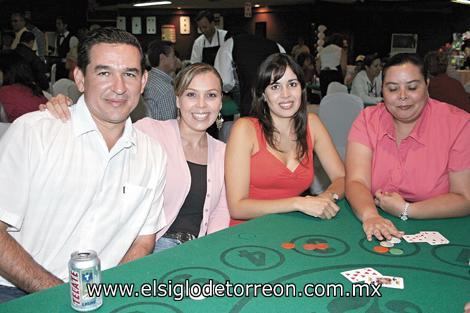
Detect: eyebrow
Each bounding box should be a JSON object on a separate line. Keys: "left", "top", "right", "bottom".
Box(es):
{"left": 384, "top": 79, "right": 421, "bottom": 86}
{"left": 186, "top": 87, "right": 220, "bottom": 92}
{"left": 93, "top": 65, "right": 140, "bottom": 74}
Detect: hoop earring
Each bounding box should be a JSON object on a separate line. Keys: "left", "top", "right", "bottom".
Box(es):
{"left": 216, "top": 112, "right": 224, "bottom": 130}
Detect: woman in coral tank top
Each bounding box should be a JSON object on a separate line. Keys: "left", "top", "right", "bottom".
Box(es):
{"left": 225, "top": 53, "right": 345, "bottom": 225}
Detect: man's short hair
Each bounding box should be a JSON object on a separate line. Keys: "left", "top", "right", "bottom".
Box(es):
{"left": 19, "top": 31, "right": 35, "bottom": 43}
{"left": 147, "top": 40, "right": 173, "bottom": 67}
{"left": 77, "top": 27, "right": 146, "bottom": 74}
{"left": 195, "top": 10, "right": 214, "bottom": 23}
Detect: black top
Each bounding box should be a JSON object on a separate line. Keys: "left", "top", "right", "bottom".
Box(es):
{"left": 15, "top": 44, "right": 49, "bottom": 90}
{"left": 167, "top": 161, "right": 207, "bottom": 237}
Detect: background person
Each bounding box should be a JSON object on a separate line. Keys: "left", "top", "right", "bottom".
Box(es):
{"left": 346, "top": 53, "right": 470, "bottom": 242}
{"left": 0, "top": 50, "right": 47, "bottom": 122}
{"left": 350, "top": 53, "right": 383, "bottom": 105}
{"left": 424, "top": 50, "right": 470, "bottom": 113}
{"left": 190, "top": 10, "right": 228, "bottom": 65}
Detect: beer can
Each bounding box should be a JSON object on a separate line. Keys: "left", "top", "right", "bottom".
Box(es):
{"left": 69, "top": 250, "right": 103, "bottom": 311}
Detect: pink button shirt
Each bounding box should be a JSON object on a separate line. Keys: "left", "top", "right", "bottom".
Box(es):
{"left": 348, "top": 98, "right": 470, "bottom": 202}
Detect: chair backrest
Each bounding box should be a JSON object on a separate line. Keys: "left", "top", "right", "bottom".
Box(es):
{"left": 311, "top": 92, "right": 363, "bottom": 195}
{"left": 318, "top": 92, "right": 363, "bottom": 159}
{"left": 52, "top": 78, "right": 82, "bottom": 103}
{"left": 0, "top": 122, "right": 11, "bottom": 139}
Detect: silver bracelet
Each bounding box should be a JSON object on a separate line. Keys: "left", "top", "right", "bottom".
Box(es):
{"left": 400, "top": 202, "right": 410, "bottom": 221}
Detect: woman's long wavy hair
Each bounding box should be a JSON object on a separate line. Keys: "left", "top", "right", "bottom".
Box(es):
{"left": 251, "top": 53, "right": 308, "bottom": 162}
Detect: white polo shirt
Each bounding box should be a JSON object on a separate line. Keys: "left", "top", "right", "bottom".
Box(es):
{"left": 0, "top": 96, "right": 167, "bottom": 287}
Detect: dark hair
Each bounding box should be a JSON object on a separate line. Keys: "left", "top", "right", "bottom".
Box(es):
{"left": 77, "top": 27, "right": 145, "bottom": 74}
{"left": 462, "top": 39, "right": 470, "bottom": 50}
{"left": 424, "top": 51, "right": 448, "bottom": 76}
{"left": 325, "top": 33, "right": 344, "bottom": 48}
{"left": 174, "top": 63, "right": 222, "bottom": 97}
{"left": 11, "top": 12, "right": 25, "bottom": 21}
{"left": 19, "top": 31, "right": 35, "bottom": 43}
{"left": 147, "top": 40, "right": 173, "bottom": 67}
{"left": 56, "top": 16, "right": 67, "bottom": 25}
{"left": 0, "top": 50, "right": 42, "bottom": 96}
{"left": 363, "top": 53, "right": 380, "bottom": 68}
{"left": 195, "top": 10, "right": 214, "bottom": 23}
{"left": 252, "top": 53, "right": 308, "bottom": 162}
{"left": 296, "top": 52, "right": 314, "bottom": 66}
{"left": 382, "top": 53, "right": 427, "bottom": 82}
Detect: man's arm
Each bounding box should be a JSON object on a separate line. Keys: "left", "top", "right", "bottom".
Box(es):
{"left": 0, "top": 221, "right": 63, "bottom": 293}
{"left": 119, "top": 234, "right": 156, "bottom": 265}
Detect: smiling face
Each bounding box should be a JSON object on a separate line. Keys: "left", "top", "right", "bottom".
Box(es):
{"left": 263, "top": 66, "right": 302, "bottom": 120}
{"left": 382, "top": 62, "right": 428, "bottom": 124}
{"left": 177, "top": 71, "right": 222, "bottom": 133}
{"left": 74, "top": 43, "right": 147, "bottom": 129}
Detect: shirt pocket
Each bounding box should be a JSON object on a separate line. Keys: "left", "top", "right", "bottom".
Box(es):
{"left": 120, "top": 183, "right": 154, "bottom": 225}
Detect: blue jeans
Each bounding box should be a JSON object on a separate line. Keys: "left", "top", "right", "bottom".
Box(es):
{"left": 153, "top": 236, "right": 181, "bottom": 253}
{"left": 0, "top": 285, "right": 27, "bottom": 303}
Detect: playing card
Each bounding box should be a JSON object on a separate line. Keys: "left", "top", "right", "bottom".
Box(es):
{"left": 420, "top": 231, "right": 449, "bottom": 245}
{"left": 365, "top": 275, "right": 404, "bottom": 289}
{"left": 402, "top": 233, "right": 428, "bottom": 243}
{"left": 341, "top": 267, "right": 382, "bottom": 283}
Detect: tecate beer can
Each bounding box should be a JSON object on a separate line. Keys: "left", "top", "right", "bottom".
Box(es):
{"left": 69, "top": 250, "right": 103, "bottom": 311}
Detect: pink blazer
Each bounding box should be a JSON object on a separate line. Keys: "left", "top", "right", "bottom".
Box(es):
{"left": 134, "top": 118, "right": 230, "bottom": 239}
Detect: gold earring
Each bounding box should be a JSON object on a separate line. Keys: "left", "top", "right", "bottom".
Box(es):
{"left": 216, "top": 112, "right": 224, "bottom": 130}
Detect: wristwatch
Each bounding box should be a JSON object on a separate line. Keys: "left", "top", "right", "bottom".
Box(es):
{"left": 400, "top": 202, "right": 410, "bottom": 221}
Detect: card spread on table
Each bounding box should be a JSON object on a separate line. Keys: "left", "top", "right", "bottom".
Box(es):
{"left": 341, "top": 267, "right": 382, "bottom": 283}
{"left": 365, "top": 275, "right": 404, "bottom": 289}
{"left": 403, "top": 231, "right": 449, "bottom": 245}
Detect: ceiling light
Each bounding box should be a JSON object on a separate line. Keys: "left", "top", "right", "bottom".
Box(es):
{"left": 451, "top": 0, "right": 470, "bottom": 4}
{"left": 254, "top": 4, "right": 261, "bottom": 7}
{"left": 133, "top": 1, "right": 172, "bottom": 7}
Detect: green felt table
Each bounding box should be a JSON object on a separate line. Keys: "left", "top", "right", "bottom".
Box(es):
{"left": 2, "top": 200, "right": 469, "bottom": 313}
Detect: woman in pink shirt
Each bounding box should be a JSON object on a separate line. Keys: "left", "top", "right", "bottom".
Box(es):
{"left": 346, "top": 53, "right": 470, "bottom": 242}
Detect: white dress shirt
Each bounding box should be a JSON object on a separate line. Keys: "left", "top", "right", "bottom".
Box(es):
{"left": 0, "top": 96, "right": 167, "bottom": 286}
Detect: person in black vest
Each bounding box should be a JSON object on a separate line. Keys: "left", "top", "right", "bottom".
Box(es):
{"left": 190, "top": 10, "right": 229, "bottom": 66}
{"left": 54, "top": 16, "right": 78, "bottom": 80}
{"left": 15, "top": 31, "right": 49, "bottom": 91}
{"left": 214, "top": 33, "right": 285, "bottom": 117}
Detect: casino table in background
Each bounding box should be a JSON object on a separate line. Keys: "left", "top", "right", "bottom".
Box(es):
{"left": 1, "top": 200, "right": 469, "bottom": 313}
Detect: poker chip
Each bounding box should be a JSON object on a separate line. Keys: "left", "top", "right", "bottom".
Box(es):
{"left": 303, "top": 243, "right": 318, "bottom": 251}
{"left": 373, "top": 246, "right": 390, "bottom": 253}
{"left": 390, "top": 237, "right": 401, "bottom": 244}
{"left": 389, "top": 248, "right": 404, "bottom": 255}
{"left": 316, "top": 243, "right": 329, "bottom": 250}
{"left": 281, "top": 242, "right": 296, "bottom": 250}
{"left": 380, "top": 241, "right": 395, "bottom": 248}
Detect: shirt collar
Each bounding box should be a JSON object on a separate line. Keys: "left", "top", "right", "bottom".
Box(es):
{"left": 379, "top": 100, "right": 430, "bottom": 145}
{"left": 71, "top": 95, "right": 136, "bottom": 147}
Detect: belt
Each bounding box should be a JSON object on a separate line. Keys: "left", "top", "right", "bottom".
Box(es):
{"left": 163, "top": 232, "right": 196, "bottom": 243}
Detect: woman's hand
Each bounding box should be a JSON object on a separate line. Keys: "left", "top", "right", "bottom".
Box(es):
{"left": 296, "top": 196, "right": 340, "bottom": 220}
{"left": 362, "top": 214, "right": 404, "bottom": 241}
{"left": 38, "top": 94, "right": 73, "bottom": 122}
{"left": 374, "top": 190, "right": 406, "bottom": 217}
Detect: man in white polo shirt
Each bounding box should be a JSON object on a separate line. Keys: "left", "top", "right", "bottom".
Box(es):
{"left": 0, "top": 27, "right": 167, "bottom": 302}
